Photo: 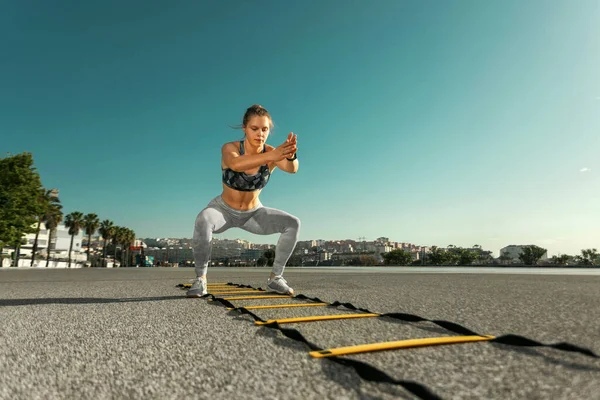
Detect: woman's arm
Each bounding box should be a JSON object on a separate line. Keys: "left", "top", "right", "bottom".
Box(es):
{"left": 222, "top": 141, "right": 296, "bottom": 172}
{"left": 274, "top": 133, "right": 299, "bottom": 173}
{"left": 275, "top": 154, "right": 299, "bottom": 173}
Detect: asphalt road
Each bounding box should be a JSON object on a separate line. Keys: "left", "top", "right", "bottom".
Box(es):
{"left": 1, "top": 267, "right": 599, "bottom": 400}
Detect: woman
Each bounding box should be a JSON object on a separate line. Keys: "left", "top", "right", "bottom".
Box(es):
{"left": 188, "top": 104, "right": 300, "bottom": 297}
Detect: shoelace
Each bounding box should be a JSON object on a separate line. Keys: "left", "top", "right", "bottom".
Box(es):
{"left": 270, "top": 276, "right": 287, "bottom": 285}
{"left": 188, "top": 277, "right": 205, "bottom": 286}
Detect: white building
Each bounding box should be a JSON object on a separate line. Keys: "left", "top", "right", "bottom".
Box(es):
{"left": 365, "top": 242, "right": 378, "bottom": 252}
{"left": 499, "top": 245, "right": 548, "bottom": 261}
{"left": 375, "top": 244, "right": 394, "bottom": 256}
{"left": 19, "top": 223, "right": 84, "bottom": 258}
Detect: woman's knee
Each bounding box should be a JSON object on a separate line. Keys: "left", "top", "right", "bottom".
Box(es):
{"left": 193, "top": 210, "right": 218, "bottom": 240}
{"left": 287, "top": 215, "right": 301, "bottom": 232}
{"left": 194, "top": 212, "right": 210, "bottom": 232}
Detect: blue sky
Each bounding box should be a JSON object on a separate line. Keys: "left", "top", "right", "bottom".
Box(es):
{"left": 1, "top": 0, "right": 598, "bottom": 256}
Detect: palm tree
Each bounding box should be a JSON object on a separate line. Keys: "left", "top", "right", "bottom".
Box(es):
{"left": 121, "top": 228, "right": 136, "bottom": 267}
{"left": 30, "top": 189, "right": 47, "bottom": 267}
{"left": 128, "top": 229, "right": 136, "bottom": 267}
{"left": 98, "top": 220, "right": 114, "bottom": 268}
{"left": 82, "top": 213, "right": 100, "bottom": 262}
{"left": 117, "top": 227, "right": 126, "bottom": 267}
{"left": 44, "top": 207, "right": 63, "bottom": 268}
{"left": 130, "top": 229, "right": 137, "bottom": 264}
{"left": 112, "top": 226, "right": 124, "bottom": 267}
{"left": 64, "top": 211, "right": 84, "bottom": 268}
{"left": 31, "top": 189, "right": 61, "bottom": 266}
{"left": 8, "top": 228, "right": 26, "bottom": 268}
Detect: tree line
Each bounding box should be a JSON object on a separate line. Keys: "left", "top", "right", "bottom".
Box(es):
{"left": 0, "top": 152, "right": 136, "bottom": 268}
{"left": 383, "top": 245, "right": 599, "bottom": 266}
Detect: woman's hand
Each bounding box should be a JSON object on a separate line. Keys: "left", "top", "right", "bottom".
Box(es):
{"left": 271, "top": 133, "right": 298, "bottom": 161}
{"left": 284, "top": 132, "right": 297, "bottom": 159}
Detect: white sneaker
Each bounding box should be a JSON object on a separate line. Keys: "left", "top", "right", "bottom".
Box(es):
{"left": 186, "top": 277, "right": 207, "bottom": 297}
{"left": 267, "top": 276, "right": 294, "bottom": 295}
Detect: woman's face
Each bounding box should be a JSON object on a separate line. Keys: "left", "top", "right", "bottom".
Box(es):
{"left": 243, "top": 116, "right": 271, "bottom": 146}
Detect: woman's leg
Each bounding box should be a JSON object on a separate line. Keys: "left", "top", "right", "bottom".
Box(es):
{"left": 241, "top": 207, "right": 301, "bottom": 276}
{"left": 191, "top": 203, "right": 230, "bottom": 278}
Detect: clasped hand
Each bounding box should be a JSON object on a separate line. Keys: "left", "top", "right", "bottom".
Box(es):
{"left": 272, "top": 133, "right": 297, "bottom": 161}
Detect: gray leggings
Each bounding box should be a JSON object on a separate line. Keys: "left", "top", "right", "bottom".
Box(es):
{"left": 192, "top": 195, "right": 301, "bottom": 277}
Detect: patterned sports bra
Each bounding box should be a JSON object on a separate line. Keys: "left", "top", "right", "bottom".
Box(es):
{"left": 222, "top": 141, "right": 271, "bottom": 192}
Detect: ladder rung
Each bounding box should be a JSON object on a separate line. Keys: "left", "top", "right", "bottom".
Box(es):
{"left": 209, "top": 290, "right": 264, "bottom": 295}
{"left": 180, "top": 283, "right": 233, "bottom": 288}
{"left": 255, "top": 313, "right": 381, "bottom": 325}
{"left": 227, "top": 303, "right": 329, "bottom": 310}
{"left": 220, "top": 295, "right": 292, "bottom": 301}
{"left": 310, "top": 335, "right": 496, "bottom": 358}
{"left": 207, "top": 286, "right": 242, "bottom": 289}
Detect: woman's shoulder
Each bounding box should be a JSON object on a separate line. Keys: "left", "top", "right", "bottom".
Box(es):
{"left": 222, "top": 141, "right": 240, "bottom": 151}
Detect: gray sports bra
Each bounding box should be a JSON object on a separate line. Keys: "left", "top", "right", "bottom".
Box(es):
{"left": 222, "top": 141, "right": 271, "bottom": 192}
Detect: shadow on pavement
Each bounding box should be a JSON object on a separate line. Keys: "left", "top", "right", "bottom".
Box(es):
{"left": 0, "top": 296, "right": 185, "bottom": 306}
{"left": 254, "top": 325, "right": 412, "bottom": 400}
{"left": 489, "top": 342, "right": 600, "bottom": 373}
{"left": 193, "top": 298, "right": 600, "bottom": 377}
{"left": 380, "top": 317, "right": 452, "bottom": 336}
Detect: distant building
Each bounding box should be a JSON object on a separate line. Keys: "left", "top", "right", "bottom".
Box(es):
{"left": 241, "top": 249, "right": 262, "bottom": 260}
{"left": 375, "top": 244, "right": 394, "bottom": 260}
{"left": 500, "top": 245, "right": 548, "bottom": 261}
{"left": 18, "top": 223, "right": 84, "bottom": 258}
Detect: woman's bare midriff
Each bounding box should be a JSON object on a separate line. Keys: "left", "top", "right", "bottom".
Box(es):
{"left": 221, "top": 185, "right": 262, "bottom": 210}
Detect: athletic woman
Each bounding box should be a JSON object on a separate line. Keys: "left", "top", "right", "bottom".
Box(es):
{"left": 187, "top": 104, "right": 300, "bottom": 297}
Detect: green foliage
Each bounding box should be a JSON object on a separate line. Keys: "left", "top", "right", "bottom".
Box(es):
{"left": 475, "top": 250, "right": 494, "bottom": 264}
{"left": 382, "top": 249, "right": 413, "bottom": 265}
{"left": 108, "top": 226, "right": 136, "bottom": 267}
{"left": 65, "top": 211, "right": 84, "bottom": 267}
{"left": 444, "top": 245, "right": 459, "bottom": 264}
{"left": 43, "top": 199, "right": 63, "bottom": 267}
{"left": 458, "top": 248, "right": 478, "bottom": 265}
{"left": 423, "top": 245, "right": 494, "bottom": 266}
{"left": 444, "top": 245, "right": 482, "bottom": 265}
{"left": 345, "top": 257, "right": 362, "bottom": 266}
{"left": 0, "top": 153, "right": 45, "bottom": 248}
{"left": 575, "top": 248, "right": 599, "bottom": 266}
{"left": 263, "top": 249, "right": 275, "bottom": 267}
{"left": 83, "top": 213, "right": 100, "bottom": 238}
{"left": 359, "top": 255, "right": 379, "bottom": 266}
{"left": 256, "top": 257, "right": 267, "bottom": 266}
{"left": 31, "top": 189, "right": 62, "bottom": 266}
{"left": 0, "top": 152, "right": 133, "bottom": 268}
{"left": 286, "top": 255, "right": 303, "bottom": 266}
{"left": 2, "top": 226, "right": 27, "bottom": 249}
{"left": 65, "top": 212, "right": 84, "bottom": 236}
{"left": 427, "top": 246, "right": 448, "bottom": 265}
{"left": 82, "top": 213, "right": 100, "bottom": 261}
{"left": 518, "top": 245, "right": 547, "bottom": 266}
{"left": 550, "top": 254, "right": 570, "bottom": 265}
{"left": 98, "top": 220, "right": 114, "bottom": 267}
